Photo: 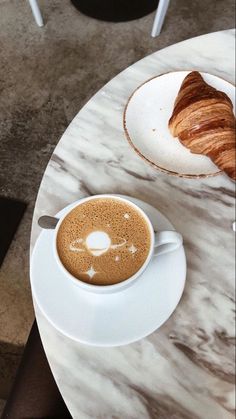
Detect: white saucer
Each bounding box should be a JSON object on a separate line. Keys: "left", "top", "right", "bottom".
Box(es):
{"left": 30, "top": 195, "right": 186, "bottom": 347}
{"left": 124, "top": 71, "right": 235, "bottom": 178}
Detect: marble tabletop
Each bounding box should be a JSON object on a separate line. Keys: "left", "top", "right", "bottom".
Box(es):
{"left": 30, "top": 29, "right": 235, "bottom": 419}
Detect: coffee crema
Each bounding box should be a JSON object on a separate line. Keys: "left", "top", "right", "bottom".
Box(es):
{"left": 56, "top": 198, "right": 151, "bottom": 285}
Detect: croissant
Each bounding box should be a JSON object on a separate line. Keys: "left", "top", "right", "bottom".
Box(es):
{"left": 169, "top": 71, "right": 236, "bottom": 180}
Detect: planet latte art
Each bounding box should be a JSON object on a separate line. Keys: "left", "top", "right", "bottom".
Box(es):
{"left": 56, "top": 198, "right": 151, "bottom": 285}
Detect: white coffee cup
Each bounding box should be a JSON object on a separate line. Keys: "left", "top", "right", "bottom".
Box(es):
{"left": 53, "top": 195, "right": 183, "bottom": 294}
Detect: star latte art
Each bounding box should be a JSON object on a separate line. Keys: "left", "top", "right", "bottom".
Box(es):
{"left": 56, "top": 198, "right": 151, "bottom": 285}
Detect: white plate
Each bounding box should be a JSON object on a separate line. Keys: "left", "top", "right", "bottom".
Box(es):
{"left": 30, "top": 195, "right": 186, "bottom": 347}
{"left": 124, "top": 71, "right": 235, "bottom": 178}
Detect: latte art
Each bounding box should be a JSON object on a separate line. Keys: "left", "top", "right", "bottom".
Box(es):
{"left": 86, "top": 231, "right": 111, "bottom": 255}
{"left": 56, "top": 198, "right": 151, "bottom": 285}
{"left": 69, "top": 232, "right": 128, "bottom": 256}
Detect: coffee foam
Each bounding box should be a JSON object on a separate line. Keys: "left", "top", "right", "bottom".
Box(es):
{"left": 56, "top": 198, "right": 151, "bottom": 285}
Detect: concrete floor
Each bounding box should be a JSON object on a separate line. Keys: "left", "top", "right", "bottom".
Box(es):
{"left": 0, "top": 0, "right": 235, "bottom": 406}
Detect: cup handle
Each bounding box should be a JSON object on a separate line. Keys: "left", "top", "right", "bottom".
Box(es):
{"left": 154, "top": 231, "right": 183, "bottom": 256}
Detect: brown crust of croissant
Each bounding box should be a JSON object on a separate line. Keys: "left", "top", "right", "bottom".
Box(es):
{"left": 169, "top": 71, "right": 236, "bottom": 180}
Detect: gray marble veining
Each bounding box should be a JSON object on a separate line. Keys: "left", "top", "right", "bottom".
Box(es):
{"left": 31, "top": 30, "right": 235, "bottom": 419}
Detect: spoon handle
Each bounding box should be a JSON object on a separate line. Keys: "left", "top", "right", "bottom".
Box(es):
{"left": 38, "top": 215, "right": 59, "bottom": 229}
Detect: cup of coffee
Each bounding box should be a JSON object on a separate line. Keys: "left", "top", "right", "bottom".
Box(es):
{"left": 53, "top": 195, "right": 182, "bottom": 293}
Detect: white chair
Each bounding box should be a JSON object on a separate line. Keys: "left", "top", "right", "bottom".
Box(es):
{"left": 28, "top": 0, "right": 44, "bottom": 27}
{"left": 28, "top": 0, "right": 170, "bottom": 36}
{"left": 151, "top": 0, "right": 170, "bottom": 37}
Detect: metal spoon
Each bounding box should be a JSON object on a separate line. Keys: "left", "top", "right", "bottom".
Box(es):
{"left": 38, "top": 215, "right": 59, "bottom": 229}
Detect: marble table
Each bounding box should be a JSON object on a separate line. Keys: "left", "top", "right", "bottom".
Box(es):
{"left": 31, "top": 29, "right": 235, "bottom": 419}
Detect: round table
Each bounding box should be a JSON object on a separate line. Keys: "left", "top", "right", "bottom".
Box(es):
{"left": 31, "top": 29, "right": 235, "bottom": 419}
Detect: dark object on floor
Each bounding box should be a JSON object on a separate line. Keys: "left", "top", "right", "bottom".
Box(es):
{"left": 71, "top": 0, "right": 158, "bottom": 22}
{"left": 0, "top": 341, "right": 24, "bottom": 400}
{"left": 0, "top": 197, "right": 27, "bottom": 267}
{"left": 1, "top": 321, "right": 72, "bottom": 419}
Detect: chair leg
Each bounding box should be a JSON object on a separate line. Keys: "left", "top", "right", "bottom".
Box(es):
{"left": 151, "top": 0, "right": 170, "bottom": 37}
{"left": 28, "top": 0, "right": 44, "bottom": 27}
